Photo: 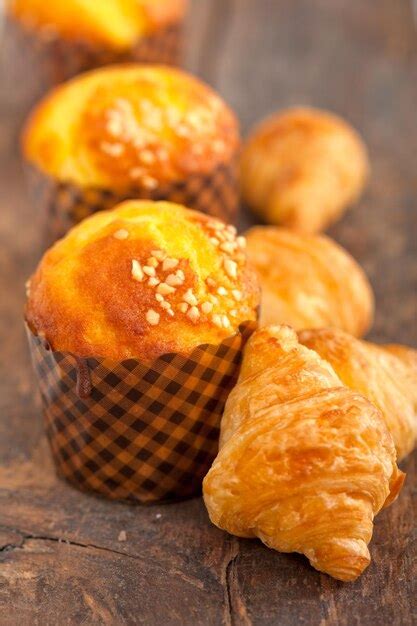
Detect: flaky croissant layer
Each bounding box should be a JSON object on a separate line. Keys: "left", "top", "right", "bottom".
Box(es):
{"left": 203, "top": 326, "right": 404, "bottom": 582}
{"left": 299, "top": 328, "right": 417, "bottom": 461}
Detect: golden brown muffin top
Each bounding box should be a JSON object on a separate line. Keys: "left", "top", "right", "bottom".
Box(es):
{"left": 25, "top": 201, "right": 259, "bottom": 361}
{"left": 8, "top": 0, "right": 187, "bottom": 48}
{"left": 23, "top": 64, "right": 240, "bottom": 190}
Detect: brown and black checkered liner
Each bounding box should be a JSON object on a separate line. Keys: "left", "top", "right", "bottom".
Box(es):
{"left": 27, "top": 159, "right": 239, "bottom": 244}
{"left": 6, "top": 16, "right": 183, "bottom": 105}
{"left": 26, "top": 321, "right": 256, "bottom": 503}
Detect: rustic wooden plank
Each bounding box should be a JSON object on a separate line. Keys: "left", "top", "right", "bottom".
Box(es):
{"left": 0, "top": 538, "right": 228, "bottom": 626}
{"left": 0, "top": 0, "right": 416, "bottom": 624}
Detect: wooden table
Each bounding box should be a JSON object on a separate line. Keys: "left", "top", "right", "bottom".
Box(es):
{"left": 1, "top": 1, "right": 416, "bottom": 623}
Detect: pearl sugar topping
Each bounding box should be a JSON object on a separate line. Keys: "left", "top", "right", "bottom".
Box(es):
{"left": 129, "top": 217, "right": 247, "bottom": 328}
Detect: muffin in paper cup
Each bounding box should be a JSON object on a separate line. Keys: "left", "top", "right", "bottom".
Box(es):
{"left": 26, "top": 320, "right": 256, "bottom": 503}
{"left": 25, "top": 201, "right": 260, "bottom": 503}
{"left": 4, "top": 0, "right": 187, "bottom": 106}
{"left": 22, "top": 64, "right": 240, "bottom": 242}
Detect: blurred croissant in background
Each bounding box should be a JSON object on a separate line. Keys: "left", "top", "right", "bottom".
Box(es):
{"left": 240, "top": 107, "right": 369, "bottom": 233}
{"left": 246, "top": 226, "right": 374, "bottom": 337}
{"left": 203, "top": 325, "right": 404, "bottom": 582}
{"left": 299, "top": 328, "right": 417, "bottom": 461}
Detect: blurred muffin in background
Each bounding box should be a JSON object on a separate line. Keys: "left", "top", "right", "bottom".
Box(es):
{"left": 22, "top": 64, "right": 241, "bottom": 239}
{"left": 5, "top": 0, "right": 188, "bottom": 101}
{"left": 240, "top": 107, "right": 369, "bottom": 234}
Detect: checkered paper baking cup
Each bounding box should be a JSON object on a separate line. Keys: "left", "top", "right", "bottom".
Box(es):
{"left": 26, "top": 160, "right": 239, "bottom": 244}
{"left": 26, "top": 321, "right": 256, "bottom": 503}
{"left": 5, "top": 16, "right": 183, "bottom": 104}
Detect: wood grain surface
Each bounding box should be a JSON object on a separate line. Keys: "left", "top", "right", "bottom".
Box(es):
{"left": 0, "top": 1, "right": 416, "bottom": 624}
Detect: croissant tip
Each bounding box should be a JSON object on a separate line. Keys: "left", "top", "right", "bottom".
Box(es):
{"left": 313, "top": 556, "right": 371, "bottom": 582}
{"left": 309, "top": 542, "right": 371, "bottom": 582}
{"left": 384, "top": 468, "right": 406, "bottom": 508}
{"left": 250, "top": 324, "right": 298, "bottom": 348}
{"left": 264, "top": 323, "right": 296, "bottom": 335}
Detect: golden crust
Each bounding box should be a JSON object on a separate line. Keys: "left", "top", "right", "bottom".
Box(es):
{"left": 383, "top": 343, "right": 417, "bottom": 372}
{"left": 203, "top": 325, "right": 403, "bottom": 582}
{"left": 245, "top": 226, "right": 374, "bottom": 337}
{"left": 25, "top": 200, "right": 260, "bottom": 362}
{"left": 298, "top": 328, "right": 417, "bottom": 461}
{"left": 240, "top": 107, "right": 369, "bottom": 233}
{"left": 23, "top": 64, "right": 240, "bottom": 190}
{"left": 8, "top": 0, "right": 187, "bottom": 49}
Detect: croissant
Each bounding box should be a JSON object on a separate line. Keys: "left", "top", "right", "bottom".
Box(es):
{"left": 240, "top": 107, "right": 369, "bottom": 233}
{"left": 203, "top": 325, "right": 404, "bottom": 582}
{"left": 298, "top": 328, "right": 417, "bottom": 461}
{"left": 245, "top": 226, "right": 374, "bottom": 337}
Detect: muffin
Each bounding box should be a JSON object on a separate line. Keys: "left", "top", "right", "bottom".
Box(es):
{"left": 240, "top": 107, "right": 369, "bottom": 233}
{"left": 5, "top": 0, "right": 187, "bottom": 102}
{"left": 27, "top": 201, "right": 259, "bottom": 359}
{"left": 246, "top": 226, "right": 374, "bottom": 337}
{"left": 25, "top": 200, "right": 259, "bottom": 502}
{"left": 23, "top": 64, "right": 241, "bottom": 240}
